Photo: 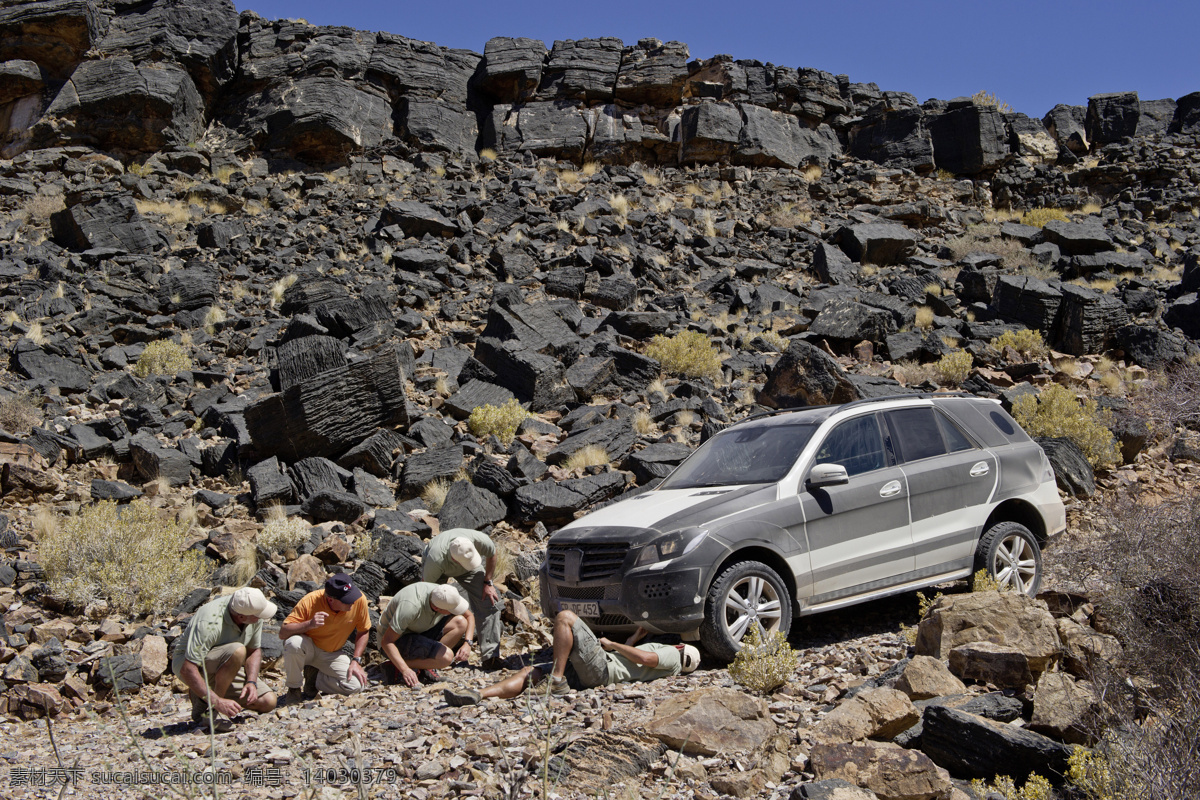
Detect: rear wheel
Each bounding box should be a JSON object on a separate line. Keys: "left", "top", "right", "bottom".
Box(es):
{"left": 699, "top": 561, "right": 792, "bottom": 663}
{"left": 973, "top": 521, "right": 1043, "bottom": 595}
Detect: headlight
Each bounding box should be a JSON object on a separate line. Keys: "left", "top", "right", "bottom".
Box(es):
{"left": 634, "top": 527, "right": 709, "bottom": 566}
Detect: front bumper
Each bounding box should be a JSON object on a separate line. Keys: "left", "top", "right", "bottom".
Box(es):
{"left": 540, "top": 560, "right": 707, "bottom": 634}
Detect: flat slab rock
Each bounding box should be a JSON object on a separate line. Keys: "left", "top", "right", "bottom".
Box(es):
{"left": 646, "top": 686, "right": 776, "bottom": 756}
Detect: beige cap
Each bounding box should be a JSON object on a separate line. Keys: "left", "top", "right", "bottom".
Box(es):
{"left": 448, "top": 537, "right": 483, "bottom": 572}
{"left": 229, "top": 587, "right": 277, "bottom": 620}
{"left": 430, "top": 584, "right": 469, "bottom": 616}
{"left": 680, "top": 644, "right": 701, "bottom": 674}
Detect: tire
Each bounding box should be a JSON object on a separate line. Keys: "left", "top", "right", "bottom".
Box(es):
{"left": 973, "top": 521, "right": 1043, "bottom": 595}
{"left": 699, "top": 561, "right": 793, "bottom": 663}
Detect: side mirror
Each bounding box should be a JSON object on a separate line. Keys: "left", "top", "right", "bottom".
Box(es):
{"left": 807, "top": 463, "right": 849, "bottom": 489}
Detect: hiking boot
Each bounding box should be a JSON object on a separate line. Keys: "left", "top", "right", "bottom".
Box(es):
{"left": 189, "top": 693, "right": 210, "bottom": 722}
{"left": 443, "top": 687, "right": 481, "bottom": 707}
{"left": 418, "top": 669, "right": 440, "bottom": 685}
{"left": 529, "top": 674, "right": 571, "bottom": 697}
{"left": 284, "top": 687, "right": 305, "bottom": 706}
{"left": 302, "top": 665, "right": 319, "bottom": 699}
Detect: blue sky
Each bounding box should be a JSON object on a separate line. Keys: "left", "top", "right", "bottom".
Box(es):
{"left": 235, "top": 1, "right": 1198, "bottom": 119}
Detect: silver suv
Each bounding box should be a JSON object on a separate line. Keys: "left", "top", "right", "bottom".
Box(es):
{"left": 540, "top": 393, "right": 1066, "bottom": 661}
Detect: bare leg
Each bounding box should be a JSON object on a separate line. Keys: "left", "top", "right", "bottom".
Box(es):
{"left": 439, "top": 615, "right": 468, "bottom": 653}
{"left": 246, "top": 692, "right": 277, "bottom": 713}
{"left": 550, "top": 611, "right": 578, "bottom": 680}
{"left": 209, "top": 644, "right": 246, "bottom": 701}
{"left": 480, "top": 666, "right": 543, "bottom": 700}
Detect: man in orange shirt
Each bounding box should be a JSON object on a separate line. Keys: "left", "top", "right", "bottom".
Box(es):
{"left": 280, "top": 574, "right": 371, "bottom": 703}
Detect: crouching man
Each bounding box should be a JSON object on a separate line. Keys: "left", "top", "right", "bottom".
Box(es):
{"left": 379, "top": 582, "right": 472, "bottom": 687}
{"left": 279, "top": 574, "right": 371, "bottom": 703}
{"left": 171, "top": 587, "right": 279, "bottom": 731}
{"left": 422, "top": 527, "right": 504, "bottom": 670}
{"left": 443, "top": 610, "right": 700, "bottom": 706}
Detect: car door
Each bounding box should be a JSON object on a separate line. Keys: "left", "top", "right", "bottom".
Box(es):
{"left": 884, "top": 407, "right": 998, "bottom": 574}
{"left": 800, "top": 413, "right": 915, "bottom": 601}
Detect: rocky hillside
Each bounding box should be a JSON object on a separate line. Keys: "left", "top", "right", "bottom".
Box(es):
{"left": 1, "top": 0, "right": 1199, "bottom": 798}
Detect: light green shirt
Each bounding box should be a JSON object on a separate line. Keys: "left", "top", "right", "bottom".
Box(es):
{"left": 171, "top": 596, "right": 263, "bottom": 676}
{"left": 382, "top": 582, "right": 446, "bottom": 636}
{"left": 422, "top": 528, "right": 495, "bottom": 582}
{"left": 604, "top": 643, "right": 682, "bottom": 685}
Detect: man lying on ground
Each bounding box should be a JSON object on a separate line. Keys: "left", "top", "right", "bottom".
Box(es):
{"left": 442, "top": 610, "right": 699, "bottom": 706}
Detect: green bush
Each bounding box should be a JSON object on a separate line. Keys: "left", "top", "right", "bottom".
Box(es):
{"left": 728, "top": 626, "right": 798, "bottom": 694}
{"left": 936, "top": 350, "right": 973, "bottom": 386}
{"left": 990, "top": 329, "right": 1048, "bottom": 360}
{"left": 645, "top": 330, "right": 723, "bottom": 380}
{"left": 38, "top": 500, "right": 211, "bottom": 615}
{"left": 969, "top": 773, "right": 1052, "bottom": 800}
{"left": 468, "top": 399, "right": 529, "bottom": 444}
{"left": 1012, "top": 384, "right": 1120, "bottom": 470}
{"left": 133, "top": 339, "right": 191, "bottom": 378}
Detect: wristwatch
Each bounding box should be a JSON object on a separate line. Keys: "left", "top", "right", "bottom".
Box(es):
{"left": 483, "top": 579, "right": 493, "bottom": 586}
{"left": 351, "top": 656, "right": 362, "bottom": 663}
{"left": 464, "top": 638, "right": 474, "bottom": 646}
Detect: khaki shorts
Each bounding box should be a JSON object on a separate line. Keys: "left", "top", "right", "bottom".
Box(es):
{"left": 566, "top": 618, "right": 610, "bottom": 689}
{"left": 201, "top": 641, "right": 273, "bottom": 702}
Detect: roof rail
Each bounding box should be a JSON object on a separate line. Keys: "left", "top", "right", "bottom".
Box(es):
{"left": 733, "top": 391, "right": 979, "bottom": 427}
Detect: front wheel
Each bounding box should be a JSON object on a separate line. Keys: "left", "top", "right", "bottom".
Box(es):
{"left": 699, "top": 561, "right": 793, "bottom": 663}
{"left": 973, "top": 521, "right": 1043, "bottom": 595}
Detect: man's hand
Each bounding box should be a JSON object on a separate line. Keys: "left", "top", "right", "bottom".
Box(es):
{"left": 598, "top": 637, "right": 614, "bottom": 652}
{"left": 211, "top": 696, "right": 242, "bottom": 717}
{"left": 239, "top": 681, "right": 258, "bottom": 707}
{"left": 454, "top": 641, "right": 472, "bottom": 663}
{"left": 399, "top": 666, "right": 419, "bottom": 687}
{"left": 483, "top": 584, "right": 500, "bottom": 605}
{"left": 348, "top": 661, "right": 368, "bottom": 686}
{"left": 308, "top": 611, "right": 328, "bottom": 630}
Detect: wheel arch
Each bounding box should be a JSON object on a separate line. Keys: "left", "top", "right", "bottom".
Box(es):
{"left": 708, "top": 546, "right": 798, "bottom": 616}
{"left": 983, "top": 499, "right": 1047, "bottom": 547}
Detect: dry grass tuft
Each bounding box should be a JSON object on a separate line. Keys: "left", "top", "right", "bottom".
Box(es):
{"left": 990, "top": 329, "right": 1048, "bottom": 360}
{"left": 914, "top": 306, "right": 935, "bottom": 329}
{"left": 1021, "top": 207, "right": 1070, "bottom": 228}
{"left": 632, "top": 410, "right": 655, "bottom": 436}
{"left": 421, "top": 479, "right": 451, "bottom": 513}
{"left": 257, "top": 505, "right": 312, "bottom": 554}
{"left": 564, "top": 445, "right": 611, "bottom": 472}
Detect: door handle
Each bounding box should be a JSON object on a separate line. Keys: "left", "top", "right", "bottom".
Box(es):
{"left": 879, "top": 480, "right": 902, "bottom": 498}
{"left": 970, "top": 462, "right": 990, "bottom": 477}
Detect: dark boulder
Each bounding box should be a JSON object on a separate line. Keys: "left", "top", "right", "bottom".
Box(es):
{"left": 397, "top": 97, "right": 477, "bottom": 154}
{"left": 928, "top": 99, "right": 1010, "bottom": 175}
{"left": 0, "top": 0, "right": 103, "bottom": 80}
{"left": 247, "top": 457, "right": 296, "bottom": 507}
{"left": 812, "top": 242, "right": 858, "bottom": 285}
{"left": 807, "top": 299, "right": 897, "bottom": 347}
{"left": 614, "top": 38, "right": 688, "bottom": 106}
{"left": 399, "top": 444, "right": 464, "bottom": 497}
{"left": 477, "top": 36, "right": 545, "bottom": 102}
{"left": 1171, "top": 91, "right": 1200, "bottom": 134}
{"left": 1086, "top": 91, "right": 1140, "bottom": 146}
{"left": 991, "top": 275, "right": 1062, "bottom": 333}
{"left": 837, "top": 222, "right": 920, "bottom": 265}
{"left": 436, "top": 481, "right": 507, "bottom": 531}
{"left": 302, "top": 490, "right": 367, "bottom": 524}
{"left": 1035, "top": 437, "right": 1094, "bottom": 497}
{"left": 1051, "top": 283, "right": 1128, "bottom": 355}
{"left": 759, "top": 339, "right": 858, "bottom": 408}
{"left": 921, "top": 704, "right": 1074, "bottom": 782}
{"left": 848, "top": 103, "right": 934, "bottom": 173}
{"left": 1113, "top": 325, "right": 1195, "bottom": 369}
{"left": 50, "top": 195, "right": 167, "bottom": 254}
{"left": 540, "top": 37, "right": 622, "bottom": 101}
{"left": 680, "top": 102, "right": 741, "bottom": 163}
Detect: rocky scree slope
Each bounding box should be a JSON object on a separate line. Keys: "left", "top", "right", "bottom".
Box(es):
{"left": 0, "top": 0, "right": 1197, "bottom": 798}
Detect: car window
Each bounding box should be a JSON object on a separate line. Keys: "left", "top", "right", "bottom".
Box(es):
{"left": 936, "top": 411, "right": 975, "bottom": 452}
{"left": 660, "top": 422, "right": 818, "bottom": 489}
{"left": 887, "top": 408, "right": 948, "bottom": 462}
{"left": 814, "top": 415, "right": 886, "bottom": 477}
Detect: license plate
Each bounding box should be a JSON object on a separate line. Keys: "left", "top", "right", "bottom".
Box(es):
{"left": 558, "top": 601, "right": 599, "bottom": 616}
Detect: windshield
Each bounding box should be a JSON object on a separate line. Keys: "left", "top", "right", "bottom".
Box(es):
{"left": 659, "top": 423, "right": 818, "bottom": 489}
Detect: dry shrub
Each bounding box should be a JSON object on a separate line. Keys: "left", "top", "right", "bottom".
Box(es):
{"left": 645, "top": 330, "right": 724, "bottom": 380}
{"left": 1052, "top": 494, "right": 1200, "bottom": 800}
{"left": 38, "top": 500, "right": 212, "bottom": 615}
{"left": 1011, "top": 384, "right": 1119, "bottom": 469}
{"left": 727, "top": 626, "right": 798, "bottom": 694}
{"left": 468, "top": 398, "right": 529, "bottom": 444}
{"left": 972, "top": 90, "right": 1012, "bottom": 113}
{"left": 133, "top": 339, "right": 191, "bottom": 378}
{"left": 564, "top": 445, "right": 610, "bottom": 472}
{"left": 935, "top": 350, "right": 973, "bottom": 386}
{"left": 22, "top": 191, "right": 65, "bottom": 223}
{"left": 970, "top": 774, "right": 1052, "bottom": 800}
{"left": 0, "top": 390, "right": 43, "bottom": 434}
{"left": 945, "top": 224, "right": 1040, "bottom": 273}
{"left": 914, "top": 306, "right": 935, "bottom": 329}
{"left": 990, "top": 329, "right": 1048, "bottom": 360}
{"left": 1132, "top": 360, "right": 1200, "bottom": 437}
{"left": 631, "top": 410, "right": 655, "bottom": 436}
{"left": 257, "top": 505, "right": 312, "bottom": 554}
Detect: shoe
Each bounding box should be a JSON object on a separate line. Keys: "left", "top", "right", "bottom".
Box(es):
{"left": 529, "top": 674, "right": 571, "bottom": 697}
{"left": 302, "top": 665, "right": 319, "bottom": 699}
{"left": 189, "top": 693, "right": 209, "bottom": 722}
{"left": 418, "top": 669, "right": 440, "bottom": 685}
{"left": 443, "top": 687, "right": 481, "bottom": 707}
{"left": 284, "top": 687, "right": 305, "bottom": 706}
{"left": 481, "top": 655, "right": 506, "bottom": 672}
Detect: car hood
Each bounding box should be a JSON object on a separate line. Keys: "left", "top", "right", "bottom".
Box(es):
{"left": 558, "top": 483, "right": 775, "bottom": 537}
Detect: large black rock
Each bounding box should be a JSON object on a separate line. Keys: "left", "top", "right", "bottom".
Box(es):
{"left": 759, "top": 339, "right": 858, "bottom": 408}
{"left": 920, "top": 704, "right": 1074, "bottom": 782}
{"left": 1036, "top": 437, "right": 1095, "bottom": 497}
{"left": 50, "top": 195, "right": 167, "bottom": 254}
{"left": 928, "top": 99, "right": 1010, "bottom": 175}
{"left": 436, "top": 481, "right": 508, "bottom": 531}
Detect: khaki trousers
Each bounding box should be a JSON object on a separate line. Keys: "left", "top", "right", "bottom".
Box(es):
{"left": 282, "top": 635, "right": 364, "bottom": 695}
